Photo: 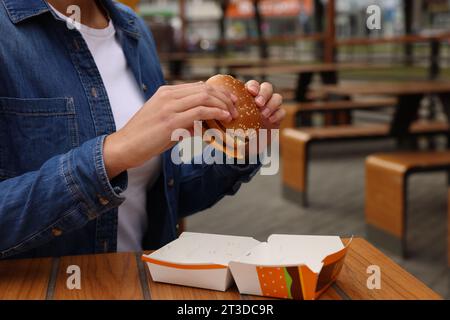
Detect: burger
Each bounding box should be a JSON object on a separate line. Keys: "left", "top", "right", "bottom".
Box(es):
{"left": 204, "top": 75, "right": 263, "bottom": 159}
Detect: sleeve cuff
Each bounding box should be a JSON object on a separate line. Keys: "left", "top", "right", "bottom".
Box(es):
{"left": 62, "top": 135, "right": 128, "bottom": 219}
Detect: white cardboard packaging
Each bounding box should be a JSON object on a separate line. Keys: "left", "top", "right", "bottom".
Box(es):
{"left": 142, "top": 232, "right": 351, "bottom": 299}
{"left": 142, "top": 232, "right": 260, "bottom": 291}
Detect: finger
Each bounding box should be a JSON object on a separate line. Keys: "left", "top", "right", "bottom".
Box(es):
{"left": 162, "top": 81, "right": 205, "bottom": 90}
{"left": 245, "top": 80, "right": 260, "bottom": 97}
{"left": 268, "top": 108, "right": 286, "bottom": 126}
{"left": 255, "top": 82, "right": 274, "bottom": 108}
{"left": 169, "top": 84, "right": 238, "bottom": 118}
{"left": 176, "top": 106, "right": 232, "bottom": 129}
{"left": 173, "top": 91, "right": 232, "bottom": 114}
{"left": 207, "top": 85, "right": 239, "bottom": 118}
{"left": 261, "top": 93, "right": 283, "bottom": 118}
{"left": 162, "top": 82, "right": 209, "bottom": 99}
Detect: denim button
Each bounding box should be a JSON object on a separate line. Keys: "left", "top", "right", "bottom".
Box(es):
{"left": 91, "top": 87, "right": 98, "bottom": 98}
{"left": 52, "top": 228, "right": 63, "bottom": 237}
{"left": 142, "top": 83, "right": 148, "bottom": 92}
{"left": 97, "top": 195, "right": 109, "bottom": 206}
{"left": 167, "top": 178, "right": 174, "bottom": 188}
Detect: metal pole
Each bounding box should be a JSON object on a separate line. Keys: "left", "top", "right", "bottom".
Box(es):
{"left": 324, "top": 0, "right": 336, "bottom": 63}
{"left": 403, "top": 0, "right": 414, "bottom": 66}
{"left": 314, "top": 0, "right": 324, "bottom": 60}
{"left": 253, "top": 0, "right": 269, "bottom": 59}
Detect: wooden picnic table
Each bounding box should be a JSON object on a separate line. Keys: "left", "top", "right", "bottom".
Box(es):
{"left": 233, "top": 63, "right": 386, "bottom": 102}
{"left": 314, "top": 81, "right": 450, "bottom": 148}
{"left": 159, "top": 53, "right": 291, "bottom": 79}
{"left": 337, "top": 32, "right": 450, "bottom": 79}
{"left": 0, "top": 238, "right": 440, "bottom": 300}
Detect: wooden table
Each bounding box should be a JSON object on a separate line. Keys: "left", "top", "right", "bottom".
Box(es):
{"left": 0, "top": 238, "right": 440, "bottom": 300}
{"left": 314, "top": 81, "right": 450, "bottom": 148}
{"left": 233, "top": 63, "right": 386, "bottom": 102}
{"left": 159, "top": 53, "right": 290, "bottom": 79}
{"left": 336, "top": 32, "right": 450, "bottom": 79}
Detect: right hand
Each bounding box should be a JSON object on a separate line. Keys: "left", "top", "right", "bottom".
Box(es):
{"left": 103, "top": 82, "right": 239, "bottom": 179}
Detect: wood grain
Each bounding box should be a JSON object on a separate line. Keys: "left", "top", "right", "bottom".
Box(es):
{"left": 0, "top": 238, "right": 441, "bottom": 300}
{"left": 336, "top": 33, "right": 450, "bottom": 46}
{"left": 0, "top": 258, "right": 52, "bottom": 300}
{"left": 365, "top": 156, "right": 406, "bottom": 238}
{"left": 336, "top": 238, "right": 441, "bottom": 300}
{"left": 234, "top": 63, "right": 380, "bottom": 77}
{"left": 285, "top": 121, "right": 449, "bottom": 140}
{"left": 281, "top": 129, "right": 310, "bottom": 192}
{"left": 52, "top": 253, "right": 143, "bottom": 300}
{"left": 366, "top": 151, "right": 450, "bottom": 239}
{"left": 315, "top": 81, "right": 450, "bottom": 97}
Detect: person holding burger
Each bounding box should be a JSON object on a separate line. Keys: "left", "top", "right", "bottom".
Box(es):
{"left": 0, "top": 0, "right": 285, "bottom": 259}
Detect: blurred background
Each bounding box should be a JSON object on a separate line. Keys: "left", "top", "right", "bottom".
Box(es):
{"left": 121, "top": 0, "right": 450, "bottom": 297}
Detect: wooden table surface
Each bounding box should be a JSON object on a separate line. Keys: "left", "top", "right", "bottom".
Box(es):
{"left": 314, "top": 81, "right": 450, "bottom": 97}
{"left": 232, "top": 63, "right": 387, "bottom": 77}
{"left": 159, "top": 54, "right": 289, "bottom": 68}
{"left": 0, "top": 238, "right": 441, "bottom": 300}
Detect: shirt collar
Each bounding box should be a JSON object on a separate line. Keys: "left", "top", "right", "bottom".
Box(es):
{"left": 2, "top": 0, "right": 139, "bottom": 38}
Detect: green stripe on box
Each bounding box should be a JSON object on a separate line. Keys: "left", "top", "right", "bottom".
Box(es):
{"left": 283, "top": 267, "right": 293, "bottom": 299}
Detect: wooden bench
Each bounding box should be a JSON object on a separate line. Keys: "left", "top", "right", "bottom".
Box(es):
{"left": 365, "top": 151, "right": 450, "bottom": 257}
{"left": 281, "top": 121, "right": 450, "bottom": 207}
{"left": 280, "top": 97, "right": 398, "bottom": 130}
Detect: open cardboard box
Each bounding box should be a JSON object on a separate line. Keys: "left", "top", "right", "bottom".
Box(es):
{"left": 142, "top": 232, "right": 352, "bottom": 300}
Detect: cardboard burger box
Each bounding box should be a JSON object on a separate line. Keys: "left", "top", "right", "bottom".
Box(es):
{"left": 142, "top": 232, "right": 352, "bottom": 300}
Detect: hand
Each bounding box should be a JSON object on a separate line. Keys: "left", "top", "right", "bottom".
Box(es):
{"left": 103, "top": 82, "right": 239, "bottom": 178}
{"left": 245, "top": 80, "right": 285, "bottom": 130}
{"left": 245, "top": 80, "right": 285, "bottom": 154}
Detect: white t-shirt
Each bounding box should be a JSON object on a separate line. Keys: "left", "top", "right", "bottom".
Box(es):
{"left": 51, "top": 6, "right": 161, "bottom": 252}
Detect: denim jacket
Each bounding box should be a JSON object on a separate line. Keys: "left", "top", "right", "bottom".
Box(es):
{"left": 0, "top": 0, "right": 260, "bottom": 259}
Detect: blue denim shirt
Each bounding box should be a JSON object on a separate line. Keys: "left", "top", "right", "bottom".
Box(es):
{"left": 0, "top": 0, "right": 260, "bottom": 259}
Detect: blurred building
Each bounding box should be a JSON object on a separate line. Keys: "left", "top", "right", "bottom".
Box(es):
{"left": 137, "top": 0, "right": 450, "bottom": 53}
{"left": 138, "top": 0, "right": 314, "bottom": 52}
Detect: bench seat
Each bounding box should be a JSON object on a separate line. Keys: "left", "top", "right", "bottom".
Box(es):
{"left": 365, "top": 151, "right": 450, "bottom": 257}
{"left": 281, "top": 121, "right": 450, "bottom": 207}
{"left": 280, "top": 98, "right": 397, "bottom": 129}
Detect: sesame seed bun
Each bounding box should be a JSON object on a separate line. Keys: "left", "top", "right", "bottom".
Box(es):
{"left": 204, "top": 75, "right": 262, "bottom": 159}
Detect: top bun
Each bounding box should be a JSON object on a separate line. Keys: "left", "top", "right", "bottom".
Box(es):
{"left": 204, "top": 75, "right": 262, "bottom": 158}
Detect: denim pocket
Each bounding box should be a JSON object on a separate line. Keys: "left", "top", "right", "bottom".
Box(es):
{"left": 0, "top": 97, "right": 79, "bottom": 178}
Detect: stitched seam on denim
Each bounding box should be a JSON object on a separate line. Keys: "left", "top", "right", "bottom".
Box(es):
{"left": 0, "top": 206, "right": 83, "bottom": 257}
{"left": 0, "top": 97, "right": 75, "bottom": 114}
{"left": 62, "top": 35, "right": 101, "bottom": 134}
{"left": 67, "top": 98, "right": 80, "bottom": 147}
{"left": 64, "top": 34, "right": 111, "bottom": 136}
{"left": 2, "top": 1, "right": 50, "bottom": 23}
{"left": 0, "top": 111, "right": 75, "bottom": 117}
{"left": 60, "top": 150, "right": 97, "bottom": 220}
{"left": 94, "top": 136, "right": 123, "bottom": 200}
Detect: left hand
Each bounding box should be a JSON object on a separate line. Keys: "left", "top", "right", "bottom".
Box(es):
{"left": 245, "top": 80, "right": 285, "bottom": 130}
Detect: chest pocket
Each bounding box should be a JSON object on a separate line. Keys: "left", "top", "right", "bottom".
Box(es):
{"left": 0, "top": 97, "right": 79, "bottom": 180}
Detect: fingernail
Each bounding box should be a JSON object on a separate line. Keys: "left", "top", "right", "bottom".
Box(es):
{"left": 256, "top": 96, "right": 265, "bottom": 106}
{"left": 222, "top": 111, "right": 232, "bottom": 121}
{"left": 231, "top": 94, "right": 238, "bottom": 103}
{"left": 262, "top": 108, "right": 271, "bottom": 117}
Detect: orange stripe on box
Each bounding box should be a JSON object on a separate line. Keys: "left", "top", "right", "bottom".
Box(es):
{"left": 298, "top": 265, "right": 319, "bottom": 300}
{"left": 141, "top": 256, "right": 227, "bottom": 270}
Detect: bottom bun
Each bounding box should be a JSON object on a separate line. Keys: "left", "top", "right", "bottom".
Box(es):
{"left": 203, "top": 125, "right": 248, "bottom": 159}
